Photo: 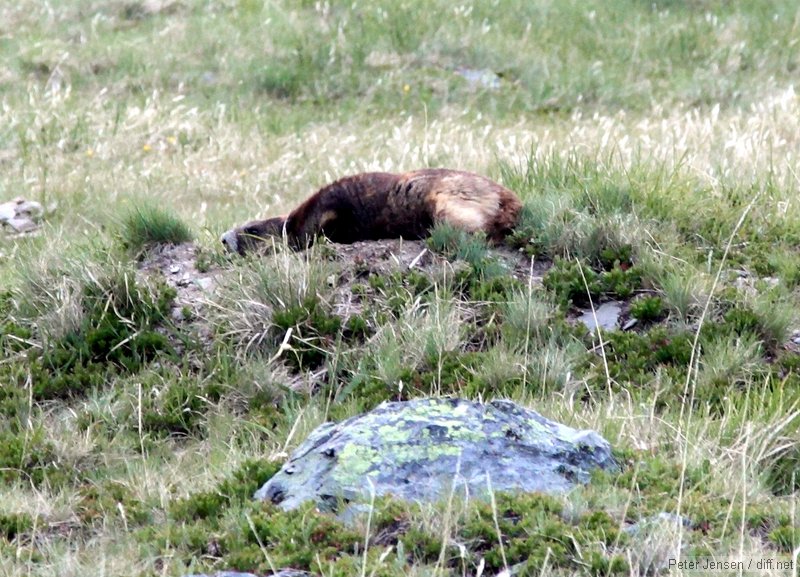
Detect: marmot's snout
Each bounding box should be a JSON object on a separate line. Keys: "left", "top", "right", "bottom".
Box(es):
{"left": 221, "top": 217, "right": 290, "bottom": 255}
{"left": 220, "top": 229, "right": 239, "bottom": 253}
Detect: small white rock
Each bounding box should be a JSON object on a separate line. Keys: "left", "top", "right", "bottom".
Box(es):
{"left": 579, "top": 301, "right": 622, "bottom": 332}
{"left": 6, "top": 217, "right": 38, "bottom": 232}
{"left": 15, "top": 200, "right": 43, "bottom": 218}
{"left": 0, "top": 203, "right": 16, "bottom": 221}
{"left": 195, "top": 277, "right": 214, "bottom": 291}
{"left": 622, "top": 318, "right": 638, "bottom": 331}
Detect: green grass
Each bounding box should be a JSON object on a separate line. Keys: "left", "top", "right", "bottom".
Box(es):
{"left": 1, "top": 0, "right": 799, "bottom": 575}
{"left": 119, "top": 204, "right": 193, "bottom": 256}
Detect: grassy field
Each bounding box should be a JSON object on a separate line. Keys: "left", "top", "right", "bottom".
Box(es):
{"left": 1, "top": 0, "right": 800, "bottom": 575}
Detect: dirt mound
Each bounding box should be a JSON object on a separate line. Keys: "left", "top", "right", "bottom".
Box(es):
{"left": 137, "top": 239, "right": 547, "bottom": 320}
{"left": 327, "top": 239, "right": 547, "bottom": 321}
{"left": 136, "top": 243, "right": 221, "bottom": 352}
{"left": 331, "top": 238, "right": 547, "bottom": 283}
{"left": 135, "top": 239, "right": 549, "bottom": 352}
{"left": 137, "top": 243, "right": 219, "bottom": 317}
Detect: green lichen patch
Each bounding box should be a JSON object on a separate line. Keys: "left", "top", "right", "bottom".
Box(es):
{"left": 258, "top": 399, "right": 616, "bottom": 515}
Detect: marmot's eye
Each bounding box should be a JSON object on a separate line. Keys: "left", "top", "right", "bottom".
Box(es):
{"left": 243, "top": 226, "right": 259, "bottom": 237}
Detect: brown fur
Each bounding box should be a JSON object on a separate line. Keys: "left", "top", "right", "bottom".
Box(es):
{"left": 222, "top": 169, "right": 522, "bottom": 254}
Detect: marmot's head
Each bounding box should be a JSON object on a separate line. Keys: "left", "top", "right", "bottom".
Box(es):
{"left": 220, "top": 216, "right": 288, "bottom": 255}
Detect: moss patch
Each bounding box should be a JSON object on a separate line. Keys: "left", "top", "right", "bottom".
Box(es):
{"left": 25, "top": 273, "right": 177, "bottom": 400}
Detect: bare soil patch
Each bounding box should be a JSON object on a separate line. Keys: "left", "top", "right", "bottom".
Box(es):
{"left": 136, "top": 243, "right": 220, "bottom": 351}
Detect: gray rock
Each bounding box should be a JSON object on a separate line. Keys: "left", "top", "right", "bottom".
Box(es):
{"left": 183, "top": 573, "right": 260, "bottom": 577}
{"left": 0, "top": 203, "right": 15, "bottom": 221}
{"left": 455, "top": 67, "right": 502, "bottom": 90}
{"left": 6, "top": 217, "right": 38, "bottom": 232}
{"left": 622, "top": 317, "right": 638, "bottom": 331}
{"left": 578, "top": 301, "right": 622, "bottom": 332}
{"left": 0, "top": 197, "right": 44, "bottom": 234}
{"left": 734, "top": 274, "right": 780, "bottom": 297}
{"left": 195, "top": 276, "right": 215, "bottom": 291}
{"left": 183, "top": 570, "right": 311, "bottom": 577}
{"left": 255, "top": 398, "right": 617, "bottom": 511}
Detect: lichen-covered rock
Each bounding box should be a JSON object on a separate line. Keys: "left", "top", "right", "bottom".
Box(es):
{"left": 255, "top": 398, "right": 617, "bottom": 511}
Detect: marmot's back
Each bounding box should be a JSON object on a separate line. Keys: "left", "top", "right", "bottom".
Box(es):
{"left": 397, "top": 169, "right": 522, "bottom": 242}
{"left": 221, "top": 169, "right": 523, "bottom": 254}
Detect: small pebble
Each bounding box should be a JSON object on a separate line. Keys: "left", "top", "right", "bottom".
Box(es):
{"left": 622, "top": 318, "right": 638, "bottom": 331}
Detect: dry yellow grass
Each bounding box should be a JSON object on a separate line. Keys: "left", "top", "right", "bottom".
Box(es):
{"left": 3, "top": 85, "right": 798, "bottom": 249}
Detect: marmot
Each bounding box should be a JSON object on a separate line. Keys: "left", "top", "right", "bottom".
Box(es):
{"left": 221, "top": 168, "right": 522, "bottom": 254}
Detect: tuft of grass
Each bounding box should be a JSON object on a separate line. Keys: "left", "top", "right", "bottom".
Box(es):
{"left": 427, "top": 222, "right": 489, "bottom": 264}
{"left": 749, "top": 297, "right": 795, "bottom": 350}
{"left": 524, "top": 338, "right": 588, "bottom": 396}
{"left": 8, "top": 253, "right": 178, "bottom": 401}
{"left": 630, "top": 295, "right": 666, "bottom": 323}
{"left": 695, "top": 333, "right": 764, "bottom": 405}
{"left": 659, "top": 269, "right": 709, "bottom": 324}
{"left": 0, "top": 429, "right": 67, "bottom": 487}
{"left": 212, "top": 244, "right": 340, "bottom": 360}
{"left": 501, "top": 289, "right": 561, "bottom": 347}
{"left": 119, "top": 204, "right": 193, "bottom": 256}
{"left": 0, "top": 512, "right": 33, "bottom": 542}
{"left": 427, "top": 221, "right": 508, "bottom": 279}
{"left": 345, "top": 294, "right": 465, "bottom": 404}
